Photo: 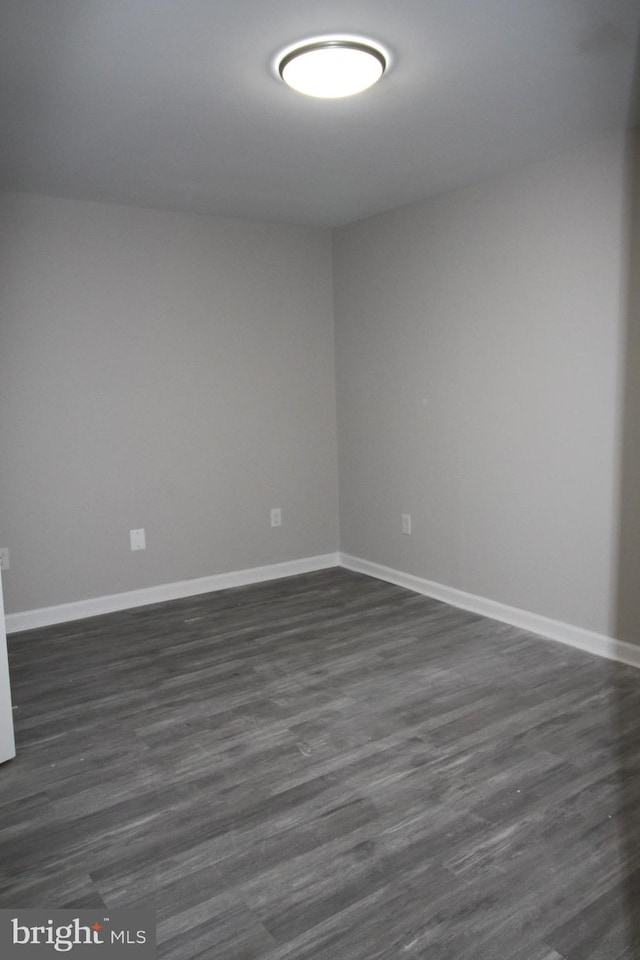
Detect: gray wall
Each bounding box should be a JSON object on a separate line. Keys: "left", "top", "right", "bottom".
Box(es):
{"left": 333, "top": 135, "right": 627, "bottom": 638}
{"left": 0, "top": 194, "right": 339, "bottom": 613}
{"left": 616, "top": 130, "right": 640, "bottom": 645}
{"left": 1, "top": 133, "right": 635, "bottom": 642}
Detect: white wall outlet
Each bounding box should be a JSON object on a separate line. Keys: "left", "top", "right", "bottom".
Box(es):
{"left": 401, "top": 514, "right": 412, "bottom": 535}
{"left": 270, "top": 507, "right": 282, "bottom": 528}
{"left": 130, "top": 528, "right": 146, "bottom": 551}
{"left": 0, "top": 548, "right": 9, "bottom": 570}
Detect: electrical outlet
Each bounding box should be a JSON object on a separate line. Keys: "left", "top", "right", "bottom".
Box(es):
{"left": 270, "top": 508, "right": 282, "bottom": 528}
{"left": 0, "top": 548, "right": 9, "bottom": 570}
{"left": 130, "top": 528, "right": 146, "bottom": 551}
{"left": 401, "top": 514, "right": 412, "bottom": 535}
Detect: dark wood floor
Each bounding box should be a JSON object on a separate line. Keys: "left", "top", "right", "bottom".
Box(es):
{"left": 1, "top": 568, "right": 640, "bottom": 959}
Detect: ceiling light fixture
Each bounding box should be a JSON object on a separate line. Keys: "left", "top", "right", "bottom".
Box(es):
{"left": 277, "top": 37, "right": 387, "bottom": 99}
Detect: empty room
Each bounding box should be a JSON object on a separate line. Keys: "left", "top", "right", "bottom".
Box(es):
{"left": 1, "top": 2, "right": 640, "bottom": 958}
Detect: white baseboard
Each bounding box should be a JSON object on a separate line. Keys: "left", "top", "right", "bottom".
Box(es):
{"left": 8, "top": 550, "right": 640, "bottom": 672}
{"left": 339, "top": 553, "right": 640, "bottom": 671}
{"left": 6, "top": 553, "right": 340, "bottom": 634}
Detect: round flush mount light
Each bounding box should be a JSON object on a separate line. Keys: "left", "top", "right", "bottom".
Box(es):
{"left": 277, "top": 37, "right": 388, "bottom": 99}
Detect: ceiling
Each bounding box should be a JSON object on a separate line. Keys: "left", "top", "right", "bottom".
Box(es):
{"left": 1, "top": 0, "right": 638, "bottom": 227}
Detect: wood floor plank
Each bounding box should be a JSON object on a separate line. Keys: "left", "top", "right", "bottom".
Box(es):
{"left": 1, "top": 568, "right": 639, "bottom": 959}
